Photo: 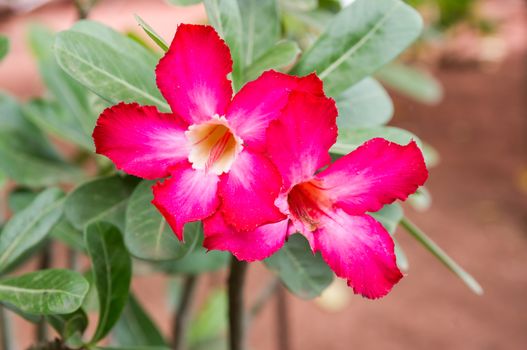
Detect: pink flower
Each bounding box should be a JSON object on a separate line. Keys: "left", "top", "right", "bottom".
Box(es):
{"left": 203, "top": 91, "right": 429, "bottom": 299}
{"left": 93, "top": 24, "right": 323, "bottom": 238}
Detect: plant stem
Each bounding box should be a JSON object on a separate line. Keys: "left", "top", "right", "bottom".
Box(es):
{"left": 172, "top": 275, "right": 198, "bottom": 350}
{"left": 36, "top": 242, "right": 52, "bottom": 343}
{"left": 275, "top": 286, "right": 290, "bottom": 350}
{"left": 0, "top": 305, "right": 14, "bottom": 350}
{"left": 228, "top": 256, "right": 248, "bottom": 350}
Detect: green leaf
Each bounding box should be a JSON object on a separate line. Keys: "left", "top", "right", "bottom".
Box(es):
{"left": 400, "top": 218, "right": 483, "bottom": 295}
{"left": 55, "top": 20, "right": 168, "bottom": 110}
{"left": 265, "top": 234, "right": 333, "bottom": 299}
{"left": 49, "top": 218, "right": 85, "bottom": 252}
{"left": 377, "top": 63, "right": 443, "bottom": 104}
{"left": 204, "top": 0, "right": 244, "bottom": 89}
{"left": 113, "top": 294, "right": 167, "bottom": 347}
{"left": 156, "top": 249, "right": 229, "bottom": 275}
{"left": 370, "top": 203, "right": 403, "bottom": 235}
{"left": 244, "top": 40, "right": 301, "bottom": 81}
{"left": 27, "top": 24, "right": 96, "bottom": 149}
{"left": 85, "top": 222, "right": 132, "bottom": 343}
{"left": 188, "top": 290, "right": 227, "bottom": 347}
{"left": 330, "top": 126, "right": 423, "bottom": 155}
{"left": 96, "top": 347, "right": 169, "bottom": 350}
{"left": 291, "top": 0, "right": 423, "bottom": 96}
{"left": 0, "top": 188, "right": 64, "bottom": 273}
{"left": 0, "top": 94, "right": 82, "bottom": 187}
{"left": 279, "top": 0, "right": 317, "bottom": 12}
{"left": 166, "top": 0, "right": 202, "bottom": 5}
{"left": 125, "top": 181, "right": 200, "bottom": 261}
{"left": 47, "top": 308, "right": 89, "bottom": 345}
{"left": 65, "top": 175, "right": 139, "bottom": 231}
{"left": 0, "top": 269, "right": 89, "bottom": 315}
{"left": 336, "top": 77, "right": 393, "bottom": 129}
{"left": 7, "top": 188, "right": 38, "bottom": 213}
{"left": 134, "top": 15, "right": 169, "bottom": 52}
{"left": 237, "top": 0, "right": 280, "bottom": 68}
{"left": 0, "top": 35, "right": 9, "bottom": 61}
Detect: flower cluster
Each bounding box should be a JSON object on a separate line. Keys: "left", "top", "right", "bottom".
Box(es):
{"left": 93, "top": 24, "right": 428, "bottom": 299}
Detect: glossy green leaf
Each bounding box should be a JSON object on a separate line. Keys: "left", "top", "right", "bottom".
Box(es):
{"left": 237, "top": 0, "right": 280, "bottom": 67}
{"left": 400, "top": 218, "right": 483, "bottom": 295}
{"left": 134, "top": 15, "right": 169, "bottom": 52}
{"left": 265, "top": 234, "right": 333, "bottom": 299}
{"left": 113, "top": 294, "right": 167, "bottom": 347}
{"left": 85, "top": 222, "right": 132, "bottom": 343}
{"left": 370, "top": 203, "right": 403, "bottom": 235}
{"left": 336, "top": 77, "right": 393, "bottom": 129}
{"left": 0, "top": 188, "right": 64, "bottom": 273}
{"left": 125, "top": 181, "right": 200, "bottom": 261}
{"left": 330, "top": 126, "right": 423, "bottom": 155}
{"left": 65, "top": 175, "right": 139, "bottom": 231}
{"left": 156, "top": 249, "right": 229, "bottom": 275}
{"left": 27, "top": 25, "right": 95, "bottom": 149}
{"left": 0, "top": 35, "right": 9, "bottom": 61}
{"left": 377, "top": 63, "right": 443, "bottom": 104}
{"left": 188, "top": 290, "right": 227, "bottom": 347}
{"left": 245, "top": 40, "right": 301, "bottom": 81}
{"left": 0, "top": 94, "right": 82, "bottom": 187}
{"left": 0, "top": 269, "right": 89, "bottom": 315}
{"left": 47, "top": 308, "right": 89, "bottom": 345}
{"left": 292, "top": 0, "right": 423, "bottom": 96}
{"left": 55, "top": 20, "right": 168, "bottom": 110}
{"left": 205, "top": 0, "right": 244, "bottom": 89}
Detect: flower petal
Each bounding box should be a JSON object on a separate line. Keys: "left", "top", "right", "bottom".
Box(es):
{"left": 93, "top": 102, "right": 189, "bottom": 180}
{"left": 266, "top": 91, "right": 338, "bottom": 189}
{"left": 203, "top": 212, "right": 288, "bottom": 261}
{"left": 152, "top": 162, "right": 220, "bottom": 240}
{"left": 218, "top": 149, "right": 285, "bottom": 231}
{"left": 311, "top": 210, "right": 403, "bottom": 299}
{"left": 317, "top": 138, "right": 428, "bottom": 215}
{"left": 226, "top": 71, "right": 325, "bottom": 150}
{"left": 156, "top": 24, "right": 233, "bottom": 125}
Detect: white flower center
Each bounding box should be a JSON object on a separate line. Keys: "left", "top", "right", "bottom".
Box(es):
{"left": 186, "top": 115, "right": 243, "bottom": 175}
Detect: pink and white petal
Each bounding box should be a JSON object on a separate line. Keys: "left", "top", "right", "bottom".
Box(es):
{"left": 226, "top": 71, "right": 325, "bottom": 151}
{"left": 203, "top": 213, "right": 288, "bottom": 262}
{"left": 156, "top": 24, "right": 233, "bottom": 125}
{"left": 312, "top": 211, "right": 403, "bottom": 299}
{"left": 218, "top": 149, "right": 285, "bottom": 231}
{"left": 152, "top": 162, "right": 220, "bottom": 240}
{"left": 266, "top": 92, "right": 338, "bottom": 189}
{"left": 317, "top": 138, "right": 428, "bottom": 215}
{"left": 93, "top": 102, "right": 190, "bottom": 180}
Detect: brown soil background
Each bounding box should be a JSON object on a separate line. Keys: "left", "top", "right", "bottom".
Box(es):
{"left": 0, "top": 0, "right": 526, "bottom": 349}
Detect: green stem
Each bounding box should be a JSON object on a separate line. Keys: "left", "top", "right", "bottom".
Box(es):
{"left": 400, "top": 217, "right": 483, "bottom": 295}
{"left": 228, "top": 256, "right": 248, "bottom": 350}
{"left": 172, "top": 275, "right": 198, "bottom": 350}
{"left": 0, "top": 305, "right": 14, "bottom": 350}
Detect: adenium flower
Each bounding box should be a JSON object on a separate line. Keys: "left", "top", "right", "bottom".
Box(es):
{"left": 93, "top": 24, "right": 322, "bottom": 238}
{"left": 203, "top": 91, "right": 429, "bottom": 299}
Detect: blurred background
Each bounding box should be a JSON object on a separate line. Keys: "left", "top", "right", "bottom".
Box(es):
{"left": 0, "top": 0, "right": 526, "bottom": 349}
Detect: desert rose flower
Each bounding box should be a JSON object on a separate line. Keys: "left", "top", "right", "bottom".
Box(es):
{"left": 203, "top": 91, "right": 429, "bottom": 299}
{"left": 93, "top": 24, "right": 323, "bottom": 238}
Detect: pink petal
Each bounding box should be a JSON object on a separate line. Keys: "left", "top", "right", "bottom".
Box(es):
{"left": 203, "top": 212, "right": 288, "bottom": 262}
{"left": 312, "top": 210, "right": 403, "bottom": 299}
{"left": 218, "top": 149, "right": 285, "bottom": 231}
{"left": 317, "top": 138, "right": 428, "bottom": 215}
{"left": 152, "top": 162, "right": 220, "bottom": 240}
{"left": 266, "top": 91, "right": 338, "bottom": 189}
{"left": 156, "top": 24, "right": 233, "bottom": 125}
{"left": 226, "top": 71, "right": 325, "bottom": 151}
{"left": 93, "top": 102, "right": 189, "bottom": 180}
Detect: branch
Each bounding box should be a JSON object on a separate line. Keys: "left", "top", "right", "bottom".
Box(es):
{"left": 228, "top": 256, "right": 248, "bottom": 350}
{"left": 172, "top": 275, "right": 199, "bottom": 350}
